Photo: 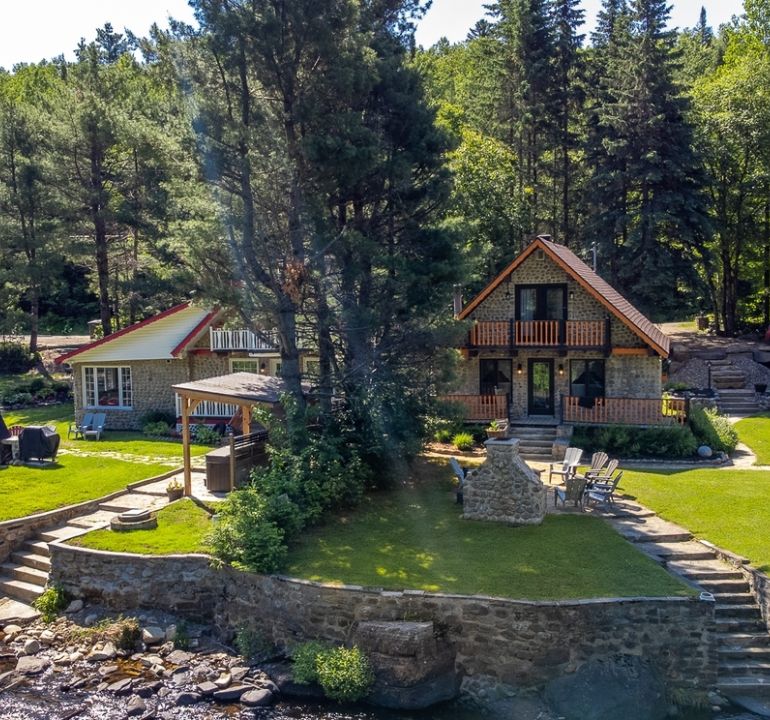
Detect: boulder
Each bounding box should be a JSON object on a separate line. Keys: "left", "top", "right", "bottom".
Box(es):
{"left": 698, "top": 445, "right": 713, "bottom": 458}
{"left": 142, "top": 626, "right": 165, "bottom": 645}
{"left": 174, "top": 691, "right": 202, "bottom": 706}
{"left": 87, "top": 641, "right": 116, "bottom": 662}
{"left": 107, "top": 677, "right": 134, "bottom": 696}
{"left": 65, "top": 599, "right": 83, "bottom": 614}
{"left": 3, "top": 624, "right": 22, "bottom": 638}
{"left": 544, "top": 656, "right": 668, "bottom": 720}
{"left": 22, "top": 638, "right": 40, "bottom": 655}
{"left": 125, "top": 696, "right": 146, "bottom": 717}
{"left": 241, "top": 688, "right": 274, "bottom": 707}
{"left": 196, "top": 681, "right": 218, "bottom": 696}
{"left": 213, "top": 684, "right": 250, "bottom": 702}
{"left": 15, "top": 656, "right": 49, "bottom": 675}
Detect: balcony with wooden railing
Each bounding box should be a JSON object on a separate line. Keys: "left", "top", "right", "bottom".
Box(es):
{"left": 210, "top": 328, "right": 278, "bottom": 352}
{"left": 562, "top": 395, "right": 688, "bottom": 426}
{"left": 439, "top": 394, "right": 508, "bottom": 422}
{"left": 467, "top": 319, "right": 608, "bottom": 349}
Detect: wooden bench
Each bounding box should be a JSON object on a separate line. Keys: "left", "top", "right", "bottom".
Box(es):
{"left": 205, "top": 430, "right": 268, "bottom": 492}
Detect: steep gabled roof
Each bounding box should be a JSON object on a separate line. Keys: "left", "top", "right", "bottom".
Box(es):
{"left": 55, "top": 303, "right": 221, "bottom": 365}
{"left": 458, "top": 236, "right": 670, "bottom": 357}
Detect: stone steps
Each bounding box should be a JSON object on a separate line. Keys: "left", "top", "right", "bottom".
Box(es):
{"left": 0, "top": 563, "right": 47, "bottom": 587}
{"left": 10, "top": 550, "right": 50, "bottom": 572}
{"left": 0, "top": 578, "right": 44, "bottom": 603}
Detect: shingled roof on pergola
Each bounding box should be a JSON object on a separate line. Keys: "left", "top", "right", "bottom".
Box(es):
{"left": 172, "top": 372, "right": 309, "bottom": 495}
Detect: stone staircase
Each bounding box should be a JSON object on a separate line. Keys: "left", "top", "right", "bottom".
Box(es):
{"left": 716, "top": 388, "right": 761, "bottom": 417}
{"left": 607, "top": 509, "right": 770, "bottom": 695}
{"left": 0, "top": 481, "right": 170, "bottom": 605}
{"left": 709, "top": 359, "right": 747, "bottom": 390}
{"left": 508, "top": 424, "right": 557, "bottom": 460}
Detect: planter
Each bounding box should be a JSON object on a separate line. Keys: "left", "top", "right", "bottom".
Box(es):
{"left": 166, "top": 487, "right": 184, "bottom": 502}
{"left": 486, "top": 430, "right": 508, "bottom": 440}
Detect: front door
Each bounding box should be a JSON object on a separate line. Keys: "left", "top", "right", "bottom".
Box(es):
{"left": 528, "top": 359, "right": 554, "bottom": 415}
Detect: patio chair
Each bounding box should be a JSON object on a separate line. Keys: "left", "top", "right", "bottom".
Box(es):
{"left": 554, "top": 475, "right": 588, "bottom": 509}
{"left": 586, "top": 471, "right": 623, "bottom": 507}
{"left": 586, "top": 458, "right": 619, "bottom": 484}
{"left": 449, "top": 456, "right": 467, "bottom": 505}
{"left": 9, "top": 425, "right": 24, "bottom": 437}
{"left": 68, "top": 412, "right": 94, "bottom": 440}
{"left": 583, "top": 451, "right": 608, "bottom": 479}
{"left": 548, "top": 446, "right": 583, "bottom": 484}
{"left": 83, "top": 413, "right": 106, "bottom": 440}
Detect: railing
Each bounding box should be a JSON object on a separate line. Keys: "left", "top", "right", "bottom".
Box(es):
{"left": 175, "top": 395, "right": 237, "bottom": 419}
{"left": 439, "top": 394, "right": 508, "bottom": 421}
{"left": 467, "top": 320, "right": 606, "bottom": 348}
{"left": 562, "top": 396, "right": 688, "bottom": 426}
{"left": 210, "top": 328, "right": 278, "bottom": 352}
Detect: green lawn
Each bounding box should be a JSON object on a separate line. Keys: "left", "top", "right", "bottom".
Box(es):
{"left": 620, "top": 467, "right": 770, "bottom": 572}
{"left": 0, "top": 455, "right": 169, "bottom": 521}
{"left": 735, "top": 413, "right": 770, "bottom": 465}
{"left": 70, "top": 499, "right": 213, "bottom": 555}
{"left": 284, "top": 458, "right": 691, "bottom": 600}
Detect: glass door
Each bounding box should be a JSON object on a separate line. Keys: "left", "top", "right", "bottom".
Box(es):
{"left": 528, "top": 359, "right": 554, "bottom": 415}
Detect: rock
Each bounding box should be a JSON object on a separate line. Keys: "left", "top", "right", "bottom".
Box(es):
{"left": 15, "top": 656, "right": 49, "bottom": 675}
{"left": 197, "top": 681, "right": 218, "bottom": 696}
{"left": 264, "top": 662, "right": 325, "bottom": 700}
{"left": 214, "top": 672, "right": 232, "bottom": 689}
{"left": 3, "top": 624, "right": 22, "bottom": 638}
{"left": 697, "top": 445, "right": 713, "bottom": 458}
{"left": 125, "top": 695, "right": 146, "bottom": 717}
{"left": 84, "top": 614, "right": 99, "bottom": 626}
{"left": 107, "top": 677, "right": 134, "bottom": 695}
{"left": 241, "top": 688, "right": 274, "bottom": 707}
{"left": 140, "top": 654, "right": 164, "bottom": 667}
{"left": 22, "top": 638, "right": 40, "bottom": 655}
{"left": 87, "top": 641, "right": 117, "bottom": 662}
{"left": 166, "top": 649, "right": 193, "bottom": 666}
{"left": 165, "top": 624, "right": 177, "bottom": 642}
{"left": 544, "top": 656, "right": 668, "bottom": 720}
{"left": 171, "top": 669, "right": 190, "bottom": 686}
{"left": 39, "top": 630, "right": 56, "bottom": 645}
{"left": 174, "top": 691, "right": 202, "bottom": 706}
{"left": 142, "top": 626, "right": 165, "bottom": 645}
{"left": 65, "top": 599, "right": 83, "bottom": 614}
{"left": 213, "top": 684, "right": 250, "bottom": 702}
{"left": 257, "top": 679, "right": 279, "bottom": 695}
{"left": 98, "top": 664, "right": 119, "bottom": 677}
{"left": 230, "top": 666, "right": 249, "bottom": 682}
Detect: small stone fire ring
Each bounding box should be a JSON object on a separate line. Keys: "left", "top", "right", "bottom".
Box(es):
{"left": 110, "top": 508, "right": 158, "bottom": 532}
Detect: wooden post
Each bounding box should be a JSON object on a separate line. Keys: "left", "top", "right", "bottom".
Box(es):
{"left": 229, "top": 434, "right": 236, "bottom": 493}
{"left": 181, "top": 397, "right": 192, "bottom": 497}
{"left": 242, "top": 404, "right": 251, "bottom": 435}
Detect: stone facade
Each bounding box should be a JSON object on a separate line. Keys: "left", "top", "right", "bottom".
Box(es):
{"left": 463, "top": 439, "right": 546, "bottom": 524}
{"left": 49, "top": 544, "right": 718, "bottom": 694}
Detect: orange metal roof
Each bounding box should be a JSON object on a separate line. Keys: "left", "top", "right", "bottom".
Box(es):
{"left": 457, "top": 236, "right": 670, "bottom": 357}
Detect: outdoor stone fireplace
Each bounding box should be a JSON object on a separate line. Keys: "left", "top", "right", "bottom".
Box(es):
{"left": 463, "top": 438, "right": 546, "bottom": 525}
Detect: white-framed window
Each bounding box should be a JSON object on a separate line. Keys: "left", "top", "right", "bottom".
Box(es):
{"left": 83, "top": 366, "right": 133, "bottom": 409}
{"left": 229, "top": 357, "right": 281, "bottom": 375}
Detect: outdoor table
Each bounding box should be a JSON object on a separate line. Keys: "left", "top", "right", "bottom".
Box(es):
{"left": 1, "top": 436, "right": 19, "bottom": 461}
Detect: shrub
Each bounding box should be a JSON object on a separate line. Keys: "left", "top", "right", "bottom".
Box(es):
{"left": 32, "top": 585, "right": 69, "bottom": 622}
{"left": 109, "top": 617, "right": 142, "bottom": 651}
{"left": 434, "top": 427, "right": 453, "bottom": 444}
{"left": 689, "top": 405, "right": 738, "bottom": 453}
{"left": 192, "top": 425, "right": 221, "bottom": 446}
{"left": 635, "top": 426, "right": 698, "bottom": 458}
{"left": 140, "top": 410, "right": 177, "bottom": 427}
{"left": 292, "top": 642, "right": 374, "bottom": 703}
{"left": 452, "top": 432, "right": 474, "bottom": 451}
{"left": 234, "top": 626, "right": 270, "bottom": 659}
{"left": 0, "top": 343, "right": 34, "bottom": 374}
{"left": 572, "top": 424, "right": 698, "bottom": 459}
{"left": 143, "top": 421, "right": 172, "bottom": 437}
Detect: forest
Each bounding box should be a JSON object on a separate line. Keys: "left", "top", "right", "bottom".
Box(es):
{"left": 1, "top": 0, "right": 769, "bottom": 457}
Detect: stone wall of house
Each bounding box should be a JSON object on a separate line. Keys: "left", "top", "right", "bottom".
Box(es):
{"left": 606, "top": 355, "right": 662, "bottom": 399}
{"left": 466, "top": 252, "right": 642, "bottom": 348}
{"left": 50, "top": 543, "right": 717, "bottom": 694}
{"left": 463, "top": 438, "right": 546, "bottom": 524}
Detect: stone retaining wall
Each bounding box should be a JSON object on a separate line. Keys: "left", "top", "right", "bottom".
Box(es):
{"left": 0, "top": 469, "right": 178, "bottom": 564}
{"left": 50, "top": 544, "right": 717, "bottom": 693}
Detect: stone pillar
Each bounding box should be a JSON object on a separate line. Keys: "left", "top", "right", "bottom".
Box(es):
{"left": 463, "top": 438, "right": 546, "bottom": 525}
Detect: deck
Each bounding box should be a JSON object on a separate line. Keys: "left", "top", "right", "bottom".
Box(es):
{"left": 467, "top": 319, "right": 609, "bottom": 350}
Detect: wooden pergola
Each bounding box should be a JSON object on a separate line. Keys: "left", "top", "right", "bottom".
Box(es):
{"left": 172, "top": 372, "right": 292, "bottom": 496}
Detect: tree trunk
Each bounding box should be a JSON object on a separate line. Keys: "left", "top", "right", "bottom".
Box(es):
{"left": 764, "top": 196, "right": 769, "bottom": 328}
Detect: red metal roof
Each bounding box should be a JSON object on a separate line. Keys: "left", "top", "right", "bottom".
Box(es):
{"left": 457, "top": 236, "right": 670, "bottom": 357}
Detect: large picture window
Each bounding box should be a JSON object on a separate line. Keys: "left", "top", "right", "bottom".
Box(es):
{"left": 83, "top": 366, "right": 132, "bottom": 409}
{"left": 570, "top": 360, "right": 605, "bottom": 398}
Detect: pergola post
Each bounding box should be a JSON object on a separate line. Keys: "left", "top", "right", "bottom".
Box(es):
{"left": 180, "top": 395, "right": 202, "bottom": 497}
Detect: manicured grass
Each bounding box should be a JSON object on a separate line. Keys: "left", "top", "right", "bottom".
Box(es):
{"left": 620, "top": 468, "right": 770, "bottom": 572}
{"left": 70, "top": 499, "right": 213, "bottom": 555}
{"left": 284, "top": 458, "right": 691, "bottom": 600}
{"left": 734, "top": 413, "right": 770, "bottom": 465}
{"left": 0, "top": 455, "right": 169, "bottom": 521}
{"left": 5, "top": 404, "right": 209, "bottom": 459}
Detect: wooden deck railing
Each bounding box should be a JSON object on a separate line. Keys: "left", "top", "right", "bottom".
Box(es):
{"left": 210, "top": 328, "right": 278, "bottom": 352}
{"left": 562, "top": 396, "right": 688, "bottom": 426}
{"left": 467, "top": 320, "right": 606, "bottom": 348}
{"left": 439, "top": 394, "right": 508, "bottom": 421}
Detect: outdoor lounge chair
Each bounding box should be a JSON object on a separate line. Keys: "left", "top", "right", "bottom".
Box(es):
{"left": 586, "top": 458, "right": 619, "bottom": 484}
{"left": 586, "top": 471, "right": 623, "bottom": 507}
{"left": 83, "top": 413, "right": 106, "bottom": 440}
{"left": 554, "top": 475, "right": 588, "bottom": 509}
{"left": 548, "top": 446, "right": 583, "bottom": 484}
{"left": 450, "top": 456, "right": 467, "bottom": 504}
{"left": 583, "top": 452, "right": 608, "bottom": 479}
{"left": 68, "top": 412, "right": 94, "bottom": 440}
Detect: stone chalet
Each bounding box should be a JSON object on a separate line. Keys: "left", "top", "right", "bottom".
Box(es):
{"left": 442, "top": 235, "right": 684, "bottom": 438}
{"left": 55, "top": 303, "right": 318, "bottom": 430}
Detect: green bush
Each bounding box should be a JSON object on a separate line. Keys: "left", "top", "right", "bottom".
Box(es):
{"left": 143, "top": 421, "right": 172, "bottom": 437}
{"left": 434, "top": 428, "right": 453, "bottom": 443}
{"left": 234, "top": 626, "right": 270, "bottom": 659}
{"left": 0, "top": 343, "right": 34, "bottom": 374}
{"left": 140, "top": 410, "right": 177, "bottom": 426}
{"left": 572, "top": 424, "right": 698, "bottom": 459}
{"left": 192, "top": 425, "right": 221, "bottom": 446}
{"left": 452, "top": 432, "right": 474, "bottom": 451}
{"left": 292, "top": 642, "right": 374, "bottom": 703}
{"left": 689, "top": 405, "right": 738, "bottom": 453}
{"left": 32, "top": 585, "right": 69, "bottom": 623}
